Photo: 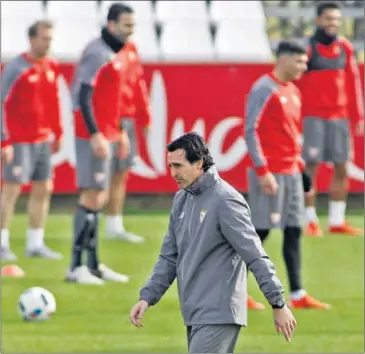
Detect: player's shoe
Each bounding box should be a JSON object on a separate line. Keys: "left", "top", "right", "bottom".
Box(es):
{"left": 26, "top": 245, "right": 63, "bottom": 260}
{"left": 247, "top": 295, "right": 265, "bottom": 310}
{"left": 106, "top": 230, "right": 145, "bottom": 244}
{"left": 1, "top": 264, "right": 25, "bottom": 277}
{"left": 90, "top": 264, "right": 130, "bottom": 283}
{"left": 328, "top": 222, "right": 363, "bottom": 236}
{"left": 304, "top": 222, "right": 323, "bottom": 237}
{"left": 65, "top": 265, "right": 104, "bottom": 285}
{"left": 289, "top": 294, "right": 330, "bottom": 309}
{"left": 0, "top": 247, "right": 17, "bottom": 261}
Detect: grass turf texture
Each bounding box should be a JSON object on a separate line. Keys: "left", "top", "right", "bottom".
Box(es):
{"left": 1, "top": 213, "right": 364, "bottom": 353}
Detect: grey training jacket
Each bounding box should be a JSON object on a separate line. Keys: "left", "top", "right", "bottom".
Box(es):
{"left": 139, "top": 166, "right": 284, "bottom": 326}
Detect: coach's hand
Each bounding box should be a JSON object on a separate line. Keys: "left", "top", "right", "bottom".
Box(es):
{"left": 259, "top": 172, "right": 278, "bottom": 195}
{"left": 1, "top": 145, "right": 14, "bottom": 164}
{"left": 117, "top": 130, "right": 130, "bottom": 159}
{"left": 130, "top": 300, "right": 149, "bottom": 328}
{"left": 91, "top": 133, "right": 109, "bottom": 159}
{"left": 273, "top": 306, "right": 297, "bottom": 343}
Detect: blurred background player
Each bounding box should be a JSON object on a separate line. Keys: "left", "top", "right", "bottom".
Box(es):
{"left": 296, "top": 1, "right": 364, "bottom": 237}
{"left": 104, "top": 3, "right": 151, "bottom": 244}
{"left": 244, "top": 40, "right": 329, "bottom": 309}
{"left": 0, "top": 21, "right": 63, "bottom": 261}
{"left": 65, "top": 4, "right": 133, "bottom": 285}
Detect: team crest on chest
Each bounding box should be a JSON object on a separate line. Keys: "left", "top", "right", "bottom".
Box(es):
{"left": 200, "top": 209, "right": 207, "bottom": 223}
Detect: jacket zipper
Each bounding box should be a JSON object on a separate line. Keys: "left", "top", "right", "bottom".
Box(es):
{"left": 188, "top": 194, "right": 196, "bottom": 237}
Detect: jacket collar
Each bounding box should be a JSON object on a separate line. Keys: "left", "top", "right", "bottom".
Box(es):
{"left": 185, "top": 166, "right": 218, "bottom": 196}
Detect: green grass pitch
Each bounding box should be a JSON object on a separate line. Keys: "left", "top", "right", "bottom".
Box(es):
{"left": 1, "top": 213, "right": 364, "bottom": 353}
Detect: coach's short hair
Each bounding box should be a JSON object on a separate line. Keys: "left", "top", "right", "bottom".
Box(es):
{"left": 167, "top": 132, "right": 215, "bottom": 172}
{"left": 28, "top": 20, "right": 53, "bottom": 38}
{"left": 107, "top": 2, "right": 133, "bottom": 22}
{"left": 276, "top": 40, "right": 307, "bottom": 57}
{"left": 316, "top": 1, "right": 341, "bottom": 16}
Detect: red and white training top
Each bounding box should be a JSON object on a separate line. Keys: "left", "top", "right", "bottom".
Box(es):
{"left": 244, "top": 72, "right": 304, "bottom": 176}
{"left": 295, "top": 37, "right": 364, "bottom": 124}
{"left": 71, "top": 37, "right": 129, "bottom": 141}
{"left": 1, "top": 53, "right": 63, "bottom": 147}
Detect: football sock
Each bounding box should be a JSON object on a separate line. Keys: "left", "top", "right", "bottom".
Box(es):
{"left": 26, "top": 228, "right": 44, "bottom": 250}
{"left": 71, "top": 205, "right": 95, "bottom": 270}
{"left": 283, "top": 226, "right": 302, "bottom": 292}
{"left": 329, "top": 201, "right": 346, "bottom": 226}
{"left": 305, "top": 206, "right": 319, "bottom": 224}
{"left": 87, "top": 211, "right": 100, "bottom": 271}
{"left": 106, "top": 215, "right": 123, "bottom": 233}
{"left": 0, "top": 229, "right": 10, "bottom": 249}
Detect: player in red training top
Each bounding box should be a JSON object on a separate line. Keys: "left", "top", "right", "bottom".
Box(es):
{"left": 244, "top": 40, "right": 329, "bottom": 310}
{"left": 65, "top": 4, "right": 134, "bottom": 285}
{"left": 0, "top": 21, "right": 63, "bottom": 261}
{"left": 295, "top": 2, "right": 364, "bottom": 237}
{"left": 104, "top": 3, "right": 151, "bottom": 244}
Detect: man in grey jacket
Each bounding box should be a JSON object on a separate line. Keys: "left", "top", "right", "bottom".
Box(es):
{"left": 130, "top": 133, "right": 296, "bottom": 353}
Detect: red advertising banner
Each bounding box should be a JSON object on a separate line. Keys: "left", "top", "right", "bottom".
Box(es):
{"left": 5, "top": 63, "right": 365, "bottom": 194}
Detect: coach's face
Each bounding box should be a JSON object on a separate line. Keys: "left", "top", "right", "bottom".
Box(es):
{"left": 116, "top": 13, "right": 135, "bottom": 41}
{"left": 285, "top": 53, "right": 308, "bottom": 80}
{"left": 317, "top": 8, "right": 341, "bottom": 36}
{"left": 31, "top": 26, "right": 53, "bottom": 57}
{"left": 168, "top": 149, "right": 203, "bottom": 189}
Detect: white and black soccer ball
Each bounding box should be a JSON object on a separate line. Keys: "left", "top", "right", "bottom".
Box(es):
{"left": 18, "top": 287, "right": 56, "bottom": 321}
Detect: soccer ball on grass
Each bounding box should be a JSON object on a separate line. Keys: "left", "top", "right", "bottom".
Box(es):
{"left": 18, "top": 287, "right": 56, "bottom": 321}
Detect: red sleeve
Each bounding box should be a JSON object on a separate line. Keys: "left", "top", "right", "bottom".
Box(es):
{"left": 47, "top": 61, "right": 63, "bottom": 140}
{"left": 133, "top": 52, "right": 151, "bottom": 128}
{"left": 342, "top": 38, "right": 364, "bottom": 125}
{"left": 294, "top": 86, "right": 306, "bottom": 171}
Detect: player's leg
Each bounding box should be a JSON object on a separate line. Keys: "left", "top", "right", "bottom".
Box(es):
{"left": 188, "top": 324, "right": 241, "bottom": 353}
{"left": 0, "top": 183, "right": 22, "bottom": 261}
{"left": 26, "top": 141, "right": 61, "bottom": 259}
{"left": 0, "top": 144, "right": 31, "bottom": 260}
{"left": 65, "top": 138, "right": 109, "bottom": 285}
{"left": 105, "top": 118, "right": 144, "bottom": 243}
{"left": 65, "top": 138, "right": 129, "bottom": 284}
{"left": 302, "top": 117, "right": 325, "bottom": 236}
{"left": 284, "top": 174, "right": 330, "bottom": 309}
{"left": 246, "top": 169, "right": 285, "bottom": 310}
{"left": 327, "top": 120, "right": 361, "bottom": 235}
